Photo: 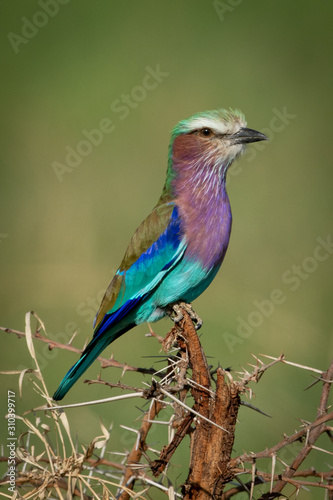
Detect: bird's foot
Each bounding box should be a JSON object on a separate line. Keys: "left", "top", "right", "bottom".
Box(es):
{"left": 169, "top": 302, "right": 203, "bottom": 330}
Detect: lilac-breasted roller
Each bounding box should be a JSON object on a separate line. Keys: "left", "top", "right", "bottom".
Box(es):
{"left": 53, "top": 109, "right": 267, "bottom": 400}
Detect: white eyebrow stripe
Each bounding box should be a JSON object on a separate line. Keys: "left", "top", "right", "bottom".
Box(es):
{"left": 186, "top": 117, "right": 232, "bottom": 135}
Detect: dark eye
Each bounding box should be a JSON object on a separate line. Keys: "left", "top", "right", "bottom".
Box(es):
{"left": 199, "top": 128, "right": 213, "bottom": 138}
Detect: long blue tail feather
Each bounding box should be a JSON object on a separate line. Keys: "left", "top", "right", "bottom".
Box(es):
{"left": 53, "top": 323, "right": 134, "bottom": 401}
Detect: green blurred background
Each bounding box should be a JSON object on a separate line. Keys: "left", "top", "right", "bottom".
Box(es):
{"left": 1, "top": 1, "right": 332, "bottom": 498}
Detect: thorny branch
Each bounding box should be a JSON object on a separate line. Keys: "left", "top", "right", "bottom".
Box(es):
{"left": 98, "top": 308, "right": 333, "bottom": 499}
{"left": 0, "top": 321, "right": 157, "bottom": 376}
{"left": 269, "top": 358, "right": 333, "bottom": 497}
{"left": 0, "top": 309, "right": 332, "bottom": 499}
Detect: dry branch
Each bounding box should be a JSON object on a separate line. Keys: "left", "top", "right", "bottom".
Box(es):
{"left": 269, "top": 358, "right": 333, "bottom": 496}
{"left": 0, "top": 323, "right": 156, "bottom": 376}
{"left": 117, "top": 398, "right": 164, "bottom": 500}
{"left": 0, "top": 310, "right": 332, "bottom": 499}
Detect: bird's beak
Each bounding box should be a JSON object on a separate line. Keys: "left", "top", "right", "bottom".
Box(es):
{"left": 229, "top": 127, "right": 268, "bottom": 145}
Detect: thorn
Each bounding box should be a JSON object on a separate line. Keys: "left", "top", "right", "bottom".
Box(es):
{"left": 276, "top": 455, "right": 289, "bottom": 468}
{"left": 187, "top": 377, "right": 215, "bottom": 395}
{"left": 240, "top": 366, "right": 250, "bottom": 376}
{"left": 145, "top": 322, "right": 163, "bottom": 343}
{"left": 240, "top": 400, "right": 272, "bottom": 418}
{"left": 251, "top": 353, "right": 264, "bottom": 365}
{"left": 224, "top": 370, "right": 234, "bottom": 383}
{"left": 250, "top": 461, "right": 256, "bottom": 500}
{"left": 311, "top": 445, "right": 333, "bottom": 456}
{"left": 304, "top": 378, "right": 321, "bottom": 391}
{"left": 259, "top": 352, "right": 285, "bottom": 361}
{"left": 147, "top": 419, "right": 172, "bottom": 426}
{"left": 299, "top": 418, "right": 311, "bottom": 426}
{"left": 260, "top": 354, "right": 323, "bottom": 374}
{"left": 270, "top": 453, "right": 276, "bottom": 493}
{"left": 158, "top": 387, "right": 228, "bottom": 432}
{"left": 67, "top": 331, "right": 77, "bottom": 345}
{"left": 142, "top": 354, "right": 172, "bottom": 358}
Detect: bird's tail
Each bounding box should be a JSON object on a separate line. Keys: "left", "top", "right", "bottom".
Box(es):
{"left": 53, "top": 325, "right": 131, "bottom": 401}
{"left": 52, "top": 335, "right": 110, "bottom": 401}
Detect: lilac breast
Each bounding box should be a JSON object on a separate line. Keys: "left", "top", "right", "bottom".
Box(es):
{"left": 173, "top": 164, "right": 232, "bottom": 269}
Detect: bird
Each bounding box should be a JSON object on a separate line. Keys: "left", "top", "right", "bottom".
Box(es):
{"left": 53, "top": 108, "right": 267, "bottom": 401}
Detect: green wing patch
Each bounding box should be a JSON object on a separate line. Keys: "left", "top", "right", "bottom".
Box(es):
{"left": 94, "top": 201, "right": 175, "bottom": 331}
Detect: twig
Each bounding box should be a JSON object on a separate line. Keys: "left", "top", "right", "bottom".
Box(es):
{"left": 118, "top": 398, "right": 164, "bottom": 500}
{"left": 0, "top": 325, "right": 157, "bottom": 376}
{"left": 170, "top": 308, "right": 241, "bottom": 500}
{"left": 230, "top": 411, "right": 333, "bottom": 466}
{"left": 33, "top": 392, "right": 144, "bottom": 413}
{"left": 1, "top": 312, "right": 332, "bottom": 500}
{"left": 271, "top": 358, "right": 333, "bottom": 495}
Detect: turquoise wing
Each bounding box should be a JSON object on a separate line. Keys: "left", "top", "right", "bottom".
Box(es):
{"left": 93, "top": 202, "right": 186, "bottom": 337}
{"left": 53, "top": 202, "right": 187, "bottom": 400}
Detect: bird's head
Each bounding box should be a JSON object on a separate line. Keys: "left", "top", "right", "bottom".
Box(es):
{"left": 169, "top": 108, "right": 267, "bottom": 178}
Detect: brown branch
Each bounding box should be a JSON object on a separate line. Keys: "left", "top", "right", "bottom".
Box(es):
{"left": 117, "top": 350, "right": 190, "bottom": 498}
{"left": 119, "top": 308, "right": 243, "bottom": 499}
{"left": 166, "top": 309, "right": 241, "bottom": 500}
{"left": 237, "top": 468, "right": 333, "bottom": 491}
{"left": 150, "top": 324, "right": 196, "bottom": 477}
{"left": 293, "top": 468, "right": 333, "bottom": 479}
{"left": 3, "top": 314, "right": 332, "bottom": 499}
{"left": 1, "top": 475, "right": 91, "bottom": 499}
{"left": 270, "top": 358, "right": 333, "bottom": 495}
{"left": 84, "top": 377, "right": 142, "bottom": 392}
{"left": 222, "top": 468, "right": 333, "bottom": 498}
{"left": 0, "top": 325, "right": 157, "bottom": 376}
{"left": 151, "top": 411, "right": 193, "bottom": 477}
{"left": 118, "top": 398, "right": 164, "bottom": 500}
{"left": 0, "top": 455, "right": 126, "bottom": 471}
{"left": 222, "top": 477, "right": 265, "bottom": 499}
{"left": 230, "top": 410, "right": 333, "bottom": 466}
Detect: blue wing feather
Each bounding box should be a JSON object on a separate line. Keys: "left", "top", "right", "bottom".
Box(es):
{"left": 93, "top": 296, "right": 142, "bottom": 338}
{"left": 96, "top": 205, "right": 186, "bottom": 327}
{"left": 53, "top": 205, "right": 186, "bottom": 400}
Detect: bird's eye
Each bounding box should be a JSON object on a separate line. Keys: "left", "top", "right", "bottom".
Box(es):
{"left": 199, "top": 128, "right": 213, "bottom": 138}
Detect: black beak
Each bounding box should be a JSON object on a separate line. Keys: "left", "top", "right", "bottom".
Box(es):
{"left": 229, "top": 127, "right": 268, "bottom": 145}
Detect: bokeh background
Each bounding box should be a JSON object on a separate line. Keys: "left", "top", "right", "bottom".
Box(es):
{"left": 1, "top": 2, "right": 332, "bottom": 498}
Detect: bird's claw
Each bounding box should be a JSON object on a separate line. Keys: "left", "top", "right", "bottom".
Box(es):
{"left": 169, "top": 302, "right": 203, "bottom": 330}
